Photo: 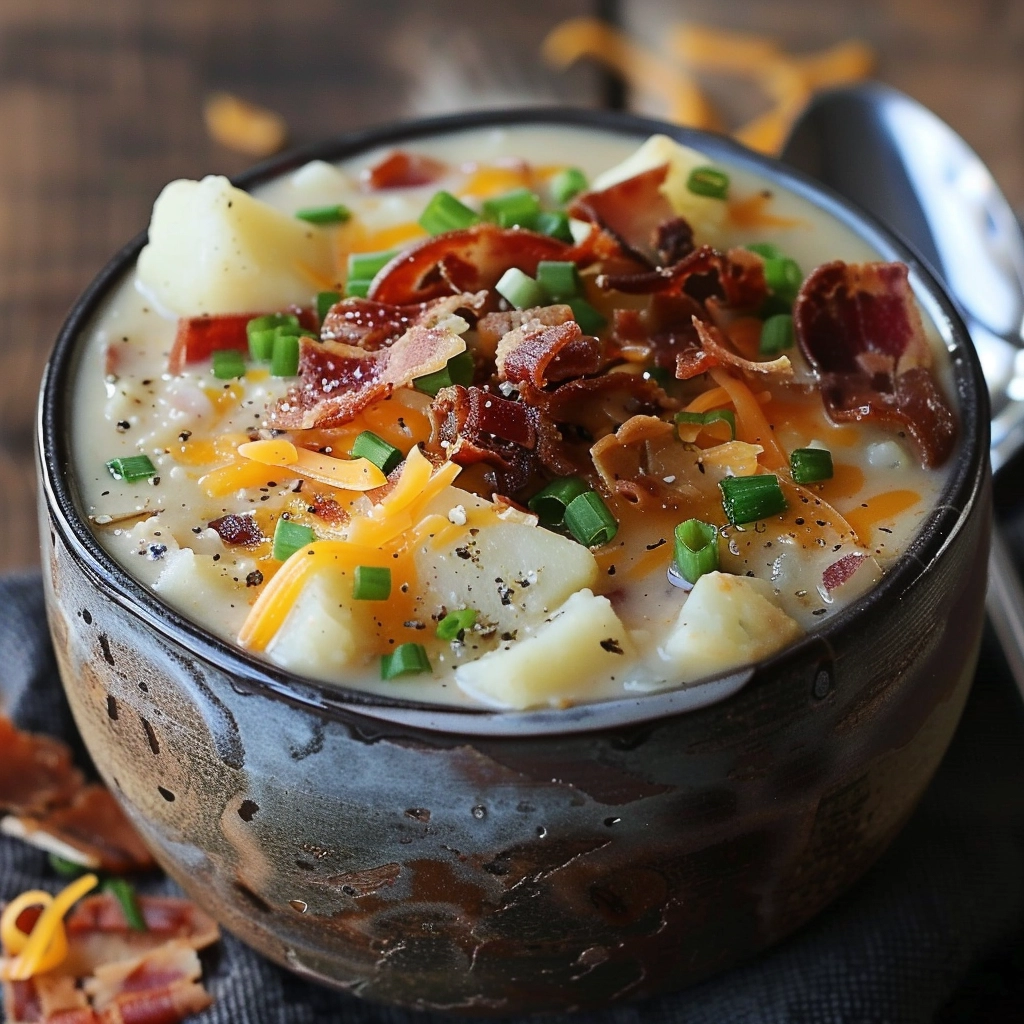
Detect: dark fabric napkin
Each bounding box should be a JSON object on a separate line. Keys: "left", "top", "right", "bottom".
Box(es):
{"left": 3, "top": 568, "right": 1024, "bottom": 1024}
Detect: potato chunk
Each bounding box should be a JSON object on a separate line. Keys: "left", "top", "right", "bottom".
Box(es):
{"left": 136, "top": 176, "right": 333, "bottom": 316}
{"left": 455, "top": 590, "right": 636, "bottom": 709}
{"left": 591, "top": 134, "right": 729, "bottom": 244}
{"left": 659, "top": 572, "right": 803, "bottom": 683}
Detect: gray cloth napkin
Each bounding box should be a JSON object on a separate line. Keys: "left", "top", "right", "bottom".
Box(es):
{"left": 2, "top": 569, "right": 1023, "bottom": 1023}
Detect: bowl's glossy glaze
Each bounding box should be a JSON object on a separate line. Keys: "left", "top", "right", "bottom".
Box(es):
{"left": 37, "top": 109, "right": 990, "bottom": 1015}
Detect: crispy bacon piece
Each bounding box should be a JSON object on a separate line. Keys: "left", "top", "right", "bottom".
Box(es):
{"left": 270, "top": 324, "right": 466, "bottom": 430}
{"left": 656, "top": 217, "right": 695, "bottom": 265}
{"left": 0, "top": 716, "right": 82, "bottom": 818}
{"left": 569, "top": 165, "right": 676, "bottom": 266}
{"left": 477, "top": 304, "right": 573, "bottom": 359}
{"left": 369, "top": 224, "right": 573, "bottom": 305}
{"left": 67, "top": 895, "right": 218, "bottom": 949}
{"left": 496, "top": 320, "right": 602, "bottom": 388}
{"left": 794, "top": 261, "right": 957, "bottom": 467}
{"left": 691, "top": 317, "right": 793, "bottom": 377}
{"left": 320, "top": 292, "right": 486, "bottom": 350}
{"left": 167, "top": 309, "right": 317, "bottom": 375}
{"left": 361, "top": 150, "right": 447, "bottom": 190}
{"left": 612, "top": 294, "right": 705, "bottom": 370}
{"left": 208, "top": 513, "right": 261, "bottom": 546}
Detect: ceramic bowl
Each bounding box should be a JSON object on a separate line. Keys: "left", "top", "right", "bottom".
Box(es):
{"left": 37, "top": 108, "right": 990, "bottom": 1015}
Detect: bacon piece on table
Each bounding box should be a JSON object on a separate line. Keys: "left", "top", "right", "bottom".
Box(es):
{"left": 794, "top": 261, "right": 957, "bottom": 467}
{"left": 0, "top": 716, "right": 83, "bottom": 818}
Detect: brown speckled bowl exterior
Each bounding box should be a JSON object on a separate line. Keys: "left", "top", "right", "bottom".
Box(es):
{"left": 38, "top": 110, "right": 990, "bottom": 1015}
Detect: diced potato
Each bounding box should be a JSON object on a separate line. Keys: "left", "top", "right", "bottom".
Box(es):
{"left": 413, "top": 489, "right": 599, "bottom": 635}
{"left": 266, "top": 569, "right": 360, "bottom": 677}
{"left": 136, "top": 176, "right": 334, "bottom": 317}
{"left": 659, "top": 572, "right": 803, "bottom": 683}
{"left": 153, "top": 547, "right": 246, "bottom": 632}
{"left": 455, "top": 590, "right": 636, "bottom": 709}
{"left": 591, "top": 134, "right": 729, "bottom": 244}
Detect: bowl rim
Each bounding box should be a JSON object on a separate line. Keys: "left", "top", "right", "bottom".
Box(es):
{"left": 38, "top": 105, "right": 989, "bottom": 736}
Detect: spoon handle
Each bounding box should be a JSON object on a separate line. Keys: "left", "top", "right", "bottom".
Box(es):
{"left": 986, "top": 528, "right": 1024, "bottom": 699}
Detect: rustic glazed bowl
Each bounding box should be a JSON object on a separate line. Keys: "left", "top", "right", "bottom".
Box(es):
{"left": 37, "top": 109, "right": 989, "bottom": 1015}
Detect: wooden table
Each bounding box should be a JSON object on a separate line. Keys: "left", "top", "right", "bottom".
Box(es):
{"left": 3, "top": 0, "right": 1023, "bottom": 570}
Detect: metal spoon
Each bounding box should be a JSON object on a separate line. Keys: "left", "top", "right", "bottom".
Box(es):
{"left": 781, "top": 81, "right": 1024, "bottom": 694}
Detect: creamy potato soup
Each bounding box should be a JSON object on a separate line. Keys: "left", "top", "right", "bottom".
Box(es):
{"left": 72, "top": 126, "right": 957, "bottom": 709}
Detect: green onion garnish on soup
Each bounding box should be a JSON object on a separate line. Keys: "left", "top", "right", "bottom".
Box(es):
{"left": 105, "top": 454, "right": 157, "bottom": 483}
{"left": 686, "top": 166, "right": 730, "bottom": 200}
{"left": 381, "top": 643, "right": 432, "bottom": 680}
{"left": 482, "top": 187, "right": 541, "bottom": 229}
{"left": 353, "top": 566, "right": 392, "bottom": 601}
{"left": 272, "top": 518, "right": 315, "bottom": 561}
{"left": 418, "top": 191, "right": 480, "bottom": 235}
{"left": 760, "top": 313, "right": 795, "bottom": 355}
{"left": 295, "top": 203, "right": 351, "bottom": 226}
{"left": 790, "top": 447, "right": 834, "bottom": 484}
{"left": 564, "top": 490, "right": 618, "bottom": 547}
{"left": 528, "top": 476, "right": 590, "bottom": 526}
{"left": 550, "top": 166, "right": 588, "bottom": 205}
{"left": 719, "top": 474, "right": 788, "bottom": 525}
{"left": 495, "top": 267, "right": 547, "bottom": 310}
{"left": 436, "top": 608, "right": 478, "bottom": 641}
{"left": 675, "top": 408, "right": 736, "bottom": 440}
{"left": 350, "top": 431, "right": 403, "bottom": 475}
{"left": 673, "top": 519, "right": 720, "bottom": 585}
{"left": 211, "top": 349, "right": 246, "bottom": 380}
{"left": 413, "top": 350, "right": 474, "bottom": 397}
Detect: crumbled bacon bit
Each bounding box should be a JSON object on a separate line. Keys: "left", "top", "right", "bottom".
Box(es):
{"left": 822, "top": 552, "right": 866, "bottom": 592}
{"left": 362, "top": 150, "right": 447, "bottom": 190}
{"left": 208, "top": 513, "right": 262, "bottom": 546}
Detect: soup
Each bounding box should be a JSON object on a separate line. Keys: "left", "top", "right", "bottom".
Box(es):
{"left": 71, "top": 126, "right": 957, "bottom": 709}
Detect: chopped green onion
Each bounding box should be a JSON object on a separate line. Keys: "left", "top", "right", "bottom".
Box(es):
{"left": 528, "top": 476, "right": 590, "bottom": 526}
{"left": 353, "top": 565, "right": 392, "bottom": 601}
{"left": 564, "top": 490, "right": 618, "bottom": 547}
{"left": 273, "top": 518, "right": 315, "bottom": 561}
{"left": 686, "top": 166, "right": 730, "bottom": 200}
{"left": 675, "top": 408, "right": 736, "bottom": 440}
{"left": 436, "top": 607, "right": 478, "bottom": 640}
{"left": 295, "top": 203, "right": 351, "bottom": 226}
{"left": 247, "top": 313, "right": 299, "bottom": 361}
{"left": 212, "top": 348, "right": 246, "bottom": 379}
{"left": 106, "top": 454, "right": 156, "bottom": 483}
{"left": 536, "top": 260, "right": 581, "bottom": 301}
{"left": 48, "top": 853, "right": 86, "bottom": 878}
{"left": 317, "top": 290, "right": 341, "bottom": 324}
{"left": 643, "top": 365, "right": 672, "bottom": 387}
{"left": 381, "top": 642, "right": 432, "bottom": 680}
{"left": 719, "top": 474, "right": 787, "bottom": 525}
{"left": 673, "top": 519, "right": 720, "bottom": 584}
{"left": 495, "top": 267, "right": 547, "bottom": 310}
{"left": 790, "top": 447, "right": 834, "bottom": 484}
{"left": 567, "top": 296, "right": 607, "bottom": 335}
{"left": 344, "top": 278, "right": 372, "bottom": 299}
{"left": 270, "top": 331, "right": 301, "bottom": 377}
{"left": 413, "top": 350, "right": 475, "bottom": 397}
{"left": 760, "top": 313, "right": 795, "bottom": 355}
{"left": 550, "top": 167, "right": 588, "bottom": 205}
{"left": 350, "top": 431, "right": 403, "bottom": 475}
{"left": 763, "top": 257, "right": 803, "bottom": 304}
{"left": 483, "top": 187, "right": 541, "bottom": 228}
{"left": 103, "top": 878, "right": 146, "bottom": 932}
{"left": 347, "top": 248, "right": 399, "bottom": 281}
{"left": 746, "top": 242, "right": 783, "bottom": 260}
{"left": 529, "top": 210, "right": 574, "bottom": 243}
{"left": 419, "top": 191, "right": 480, "bottom": 235}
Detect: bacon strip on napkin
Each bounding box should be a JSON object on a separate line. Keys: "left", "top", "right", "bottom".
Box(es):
{"left": 793, "top": 261, "right": 957, "bottom": 467}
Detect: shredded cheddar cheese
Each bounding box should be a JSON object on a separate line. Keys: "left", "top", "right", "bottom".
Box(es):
{"left": 238, "top": 439, "right": 388, "bottom": 491}
{"left": 1, "top": 873, "right": 98, "bottom": 980}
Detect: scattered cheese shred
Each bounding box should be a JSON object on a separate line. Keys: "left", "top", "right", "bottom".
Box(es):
{"left": 238, "top": 439, "right": 388, "bottom": 491}
{"left": 709, "top": 366, "right": 787, "bottom": 469}
{"left": 1, "top": 873, "right": 98, "bottom": 980}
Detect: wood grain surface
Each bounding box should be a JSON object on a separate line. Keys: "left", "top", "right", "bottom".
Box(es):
{"left": 2, "top": 0, "right": 1023, "bottom": 569}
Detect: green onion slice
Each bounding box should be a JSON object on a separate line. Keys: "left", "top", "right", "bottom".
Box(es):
{"left": 550, "top": 166, "right": 588, "bottom": 205}
{"left": 686, "top": 166, "right": 730, "bottom": 200}
{"left": 347, "top": 248, "right": 399, "bottom": 282}
{"left": 48, "top": 853, "right": 86, "bottom": 878}
{"left": 719, "top": 474, "right": 788, "bottom": 525}
{"left": 413, "top": 350, "right": 474, "bottom": 397}
{"left": 482, "top": 187, "right": 541, "bottom": 228}
{"left": 436, "top": 607, "right": 478, "bottom": 641}
{"left": 247, "top": 313, "right": 300, "bottom": 362}
{"left": 763, "top": 257, "right": 803, "bottom": 304}
{"left": 536, "top": 260, "right": 581, "bottom": 301}
{"left": 295, "top": 203, "right": 351, "bottom": 226}
{"left": 495, "top": 267, "right": 547, "bottom": 310}
{"left": 528, "top": 476, "right": 590, "bottom": 526}
{"left": 760, "top": 313, "right": 795, "bottom": 355}
{"left": 746, "top": 242, "right": 783, "bottom": 260}
{"left": 564, "top": 490, "right": 618, "bottom": 547}
{"left": 270, "top": 332, "right": 301, "bottom": 377}
{"left": 272, "top": 518, "right": 315, "bottom": 561}
{"left": 106, "top": 454, "right": 156, "bottom": 483}
{"left": 567, "top": 296, "right": 607, "bottom": 335}
{"left": 419, "top": 191, "right": 480, "bottom": 235}
{"left": 212, "top": 348, "right": 246, "bottom": 379}
{"left": 381, "top": 642, "right": 432, "bottom": 680}
{"left": 675, "top": 408, "right": 736, "bottom": 440}
{"left": 103, "top": 878, "right": 147, "bottom": 931}
{"left": 350, "top": 431, "right": 403, "bottom": 475}
{"left": 317, "top": 290, "right": 341, "bottom": 325}
{"left": 353, "top": 565, "right": 392, "bottom": 601}
{"left": 790, "top": 447, "right": 834, "bottom": 484}
{"left": 529, "top": 210, "right": 574, "bottom": 243}
{"left": 344, "top": 278, "right": 372, "bottom": 299}
{"left": 673, "top": 519, "right": 720, "bottom": 585}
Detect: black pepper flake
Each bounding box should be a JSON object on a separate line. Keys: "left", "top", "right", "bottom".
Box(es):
{"left": 645, "top": 538, "right": 667, "bottom": 551}
{"left": 600, "top": 638, "right": 624, "bottom": 654}
{"left": 246, "top": 570, "right": 264, "bottom": 587}
{"left": 879, "top": 527, "right": 893, "bottom": 534}
{"left": 116, "top": 420, "right": 130, "bottom": 432}
{"left": 455, "top": 547, "right": 472, "bottom": 560}
{"left": 607, "top": 565, "right": 616, "bottom": 575}
{"left": 213, "top": 553, "right": 221, "bottom": 561}
{"left": 178, "top": 430, "right": 192, "bottom": 442}
{"left": 795, "top": 517, "right": 805, "bottom": 526}
{"left": 812, "top": 608, "right": 827, "bottom": 616}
